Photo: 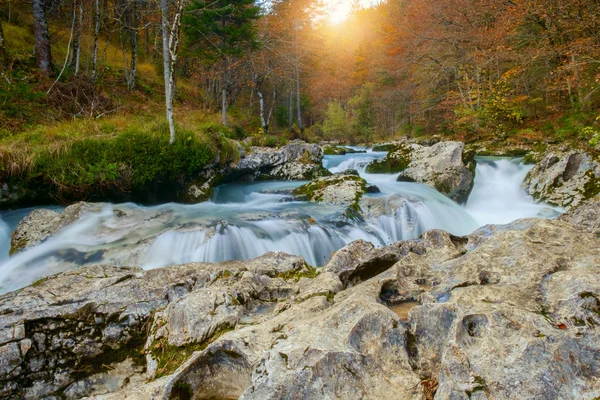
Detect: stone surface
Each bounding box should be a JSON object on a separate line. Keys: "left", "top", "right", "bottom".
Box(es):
{"left": 524, "top": 150, "right": 600, "bottom": 209}
{"left": 185, "top": 141, "right": 331, "bottom": 203}
{"left": 292, "top": 169, "right": 368, "bottom": 208}
{"left": 367, "top": 141, "right": 475, "bottom": 203}
{"left": 2, "top": 216, "right": 600, "bottom": 400}
{"left": 10, "top": 202, "right": 98, "bottom": 254}
{"left": 559, "top": 197, "right": 600, "bottom": 233}
{"left": 0, "top": 252, "right": 310, "bottom": 399}
{"left": 396, "top": 141, "right": 475, "bottom": 204}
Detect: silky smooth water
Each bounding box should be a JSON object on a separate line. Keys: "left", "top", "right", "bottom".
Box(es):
{"left": 0, "top": 150, "right": 560, "bottom": 293}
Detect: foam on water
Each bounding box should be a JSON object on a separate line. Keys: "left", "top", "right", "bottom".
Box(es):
{"left": 0, "top": 149, "right": 560, "bottom": 293}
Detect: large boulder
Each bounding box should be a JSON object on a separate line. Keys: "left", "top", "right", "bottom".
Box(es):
{"left": 367, "top": 141, "right": 475, "bottom": 203}
{"left": 185, "top": 141, "right": 330, "bottom": 203}
{"left": 523, "top": 150, "right": 600, "bottom": 209}
{"left": 9, "top": 203, "right": 98, "bottom": 255}
{"left": 292, "top": 170, "right": 368, "bottom": 209}
{"left": 559, "top": 197, "right": 600, "bottom": 233}
{"left": 366, "top": 142, "right": 413, "bottom": 174}
{"left": 0, "top": 252, "right": 312, "bottom": 399}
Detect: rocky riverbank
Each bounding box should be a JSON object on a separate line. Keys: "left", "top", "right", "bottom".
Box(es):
{"left": 1, "top": 200, "right": 599, "bottom": 399}
{"left": 0, "top": 141, "right": 329, "bottom": 209}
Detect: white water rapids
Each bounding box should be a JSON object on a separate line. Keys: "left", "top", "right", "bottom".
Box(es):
{"left": 0, "top": 150, "right": 560, "bottom": 293}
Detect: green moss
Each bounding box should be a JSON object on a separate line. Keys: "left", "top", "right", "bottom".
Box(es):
{"left": 581, "top": 170, "right": 600, "bottom": 200}
{"left": 323, "top": 146, "right": 347, "bottom": 155}
{"left": 372, "top": 143, "right": 401, "bottom": 152}
{"left": 366, "top": 145, "right": 412, "bottom": 173}
{"left": 275, "top": 265, "right": 320, "bottom": 282}
{"left": 150, "top": 326, "right": 234, "bottom": 379}
{"left": 291, "top": 174, "right": 366, "bottom": 202}
{"left": 30, "top": 277, "right": 50, "bottom": 287}
{"left": 170, "top": 381, "right": 193, "bottom": 400}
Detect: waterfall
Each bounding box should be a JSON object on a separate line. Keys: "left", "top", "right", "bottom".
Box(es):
{"left": 0, "top": 150, "right": 561, "bottom": 294}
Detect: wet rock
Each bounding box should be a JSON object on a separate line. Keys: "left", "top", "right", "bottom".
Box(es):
{"left": 366, "top": 142, "right": 413, "bottom": 173}
{"left": 323, "top": 146, "right": 366, "bottom": 155}
{"left": 292, "top": 170, "right": 368, "bottom": 208}
{"left": 10, "top": 202, "right": 98, "bottom": 254}
{"left": 3, "top": 217, "right": 600, "bottom": 400}
{"left": 396, "top": 141, "right": 475, "bottom": 203}
{"left": 524, "top": 150, "right": 600, "bottom": 209}
{"left": 559, "top": 197, "right": 600, "bottom": 233}
{"left": 184, "top": 141, "right": 331, "bottom": 203}
{"left": 367, "top": 141, "right": 475, "bottom": 203}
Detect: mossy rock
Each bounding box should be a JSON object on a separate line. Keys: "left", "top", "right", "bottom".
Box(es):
{"left": 372, "top": 143, "right": 402, "bottom": 152}
{"left": 366, "top": 145, "right": 412, "bottom": 174}
{"left": 323, "top": 146, "right": 366, "bottom": 155}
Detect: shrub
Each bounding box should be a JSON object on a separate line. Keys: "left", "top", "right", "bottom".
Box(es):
{"left": 30, "top": 125, "right": 216, "bottom": 196}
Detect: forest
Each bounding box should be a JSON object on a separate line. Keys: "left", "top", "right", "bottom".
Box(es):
{"left": 0, "top": 0, "right": 598, "bottom": 141}
{"left": 0, "top": 0, "right": 599, "bottom": 199}
{"left": 3, "top": 2, "right": 600, "bottom": 398}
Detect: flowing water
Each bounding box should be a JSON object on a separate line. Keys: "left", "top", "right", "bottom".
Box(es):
{"left": 0, "top": 149, "right": 560, "bottom": 293}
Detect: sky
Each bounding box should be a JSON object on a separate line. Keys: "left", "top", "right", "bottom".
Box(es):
{"left": 324, "top": 0, "right": 380, "bottom": 24}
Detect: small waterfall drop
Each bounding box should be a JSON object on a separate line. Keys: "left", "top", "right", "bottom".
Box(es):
{"left": 465, "top": 158, "right": 560, "bottom": 225}
{"left": 0, "top": 149, "right": 561, "bottom": 294}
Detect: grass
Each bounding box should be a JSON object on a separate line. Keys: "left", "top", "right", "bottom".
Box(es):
{"left": 0, "top": 109, "right": 249, "bottom": 206}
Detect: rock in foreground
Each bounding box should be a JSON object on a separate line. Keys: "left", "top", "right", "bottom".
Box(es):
{"left": 1, "top": 209, "right": 600, "bottom": 399}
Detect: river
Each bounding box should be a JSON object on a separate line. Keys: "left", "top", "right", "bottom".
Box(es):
{"left": 0, "top": 148, "right": 560, "bottom": 293}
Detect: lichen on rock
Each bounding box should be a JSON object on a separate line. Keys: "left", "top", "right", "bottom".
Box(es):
{"left": 524, "top": 150, "right": 600, "bottom": 209}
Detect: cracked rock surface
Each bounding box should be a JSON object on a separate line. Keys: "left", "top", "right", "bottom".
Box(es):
{"left": 1, "top": 203, "right": 600, "bottom": 399}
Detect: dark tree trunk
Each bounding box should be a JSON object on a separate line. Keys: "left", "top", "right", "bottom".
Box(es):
{"left": 0, "top": 19, "right": 7, "bottom": 65}
{"left": 33, "top": 0, "right": 52, "bottom": 73}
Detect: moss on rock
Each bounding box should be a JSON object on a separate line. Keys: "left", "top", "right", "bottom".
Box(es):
{"left": 366, "top": 145, "right": 412, "bottom": 174}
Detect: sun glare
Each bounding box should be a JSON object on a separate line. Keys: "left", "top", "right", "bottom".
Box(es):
{"left": 326, "top": 0, "right": 376, "bottom": 24}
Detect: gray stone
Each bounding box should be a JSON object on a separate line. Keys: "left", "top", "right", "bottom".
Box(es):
{"left": 396, "top": 141, "right": 475, "bottom": 203}
{"left": 524, "top": 150, "right": 600, "bottom": 209}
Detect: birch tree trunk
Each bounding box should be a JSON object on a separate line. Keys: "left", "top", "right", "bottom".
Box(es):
{"left": 257, "top": 86, "right": 266, "bottom": 131}
{"left": 128, "top": 0, "right": 139, "bottom": 91}
{"left": 91, "top": 0, "right": 100, "bottom": 78}
{"left": 161, "top": 0, "right": 175, "bottom": 144}
{"left": 70, "top": 0, "right": 83, "bottom": 75}
{"left": 267, "top": 89, "right": 276, "bottom": 130}
{"left": 33, "top": 0, "right": 52, "bottom": 73}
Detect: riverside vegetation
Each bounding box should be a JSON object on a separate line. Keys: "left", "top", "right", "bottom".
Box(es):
{"left": 1, "top": 0, "right": 600, "bottom": 399}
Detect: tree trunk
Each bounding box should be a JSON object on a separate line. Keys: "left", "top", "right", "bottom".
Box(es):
{"left": 257, "top": 85, "right": 266, "bottom": 132}
{"left": 161, "top": 0, "right": 175, "bottom": 144}
{"left": 288, "top": 89, "right": 293, "bottom": 130}
{"left": 91, "top": 0, "right": 100, "bottom": 79}
{"left": 0, "top": 18, "right": 7, "bottom": 65}
{"left": 295, "top": 60, "right": 303, "bottom": 130}
{"left": 221, "top": 62, "right": 228, "bottom": 126}
{"left": 70, "top": 0, "right": 83, "bottom": 75}
{"left": 33, "top": 0, "right": 52, "bottom": 73}
{"left": 267, "top": 89, "right": 276, "bottom": 129}
{"left": 222, "top": 87, "right": 227, "bottom": 126}
{"left": 128, "top": 0, "right": 139, "bottom": 91}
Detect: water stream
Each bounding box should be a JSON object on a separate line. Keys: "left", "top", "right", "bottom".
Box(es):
{"left": 0, "top": 149, "right": 560, "bottom": 293}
